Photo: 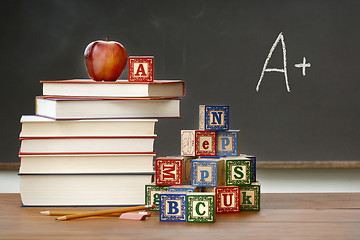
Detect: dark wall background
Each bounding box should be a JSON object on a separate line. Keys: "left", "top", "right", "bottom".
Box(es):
{"left": 1, "top": 0, "right": 359, "bottom": 163}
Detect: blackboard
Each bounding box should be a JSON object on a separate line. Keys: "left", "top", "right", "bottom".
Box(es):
{"left": 2, "top": 0, "right": 360, "bottom": 163}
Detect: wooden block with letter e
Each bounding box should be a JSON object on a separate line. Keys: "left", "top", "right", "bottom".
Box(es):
{"left": 159, "top": 192, "right": 187, "bottom": 222}
{"left": 240, "top": 182, "right": 261, "bottom": 211}
{"left": 181, "top": 130, "right": 217, "bottom": 157}
{"left": 145, "top": 183, "right": 169, "bottom": 211}
{"left": 217, "top": 130, "right": 240, "bottom": 157}
{"left": 215, "top": 186, "right": 240, "bottom": 213}
{"left": 199, "top": 105, "right": 229, "bottom": 131}
{"left": 240, "top": 154, "right": 257, "bottom": 182}
{"left": 128, "top": 56, "right": 154, "bottom": 82}
{"left": 155, "top": 156, "right": 192, "bottom": 186}
{"left": 191, "top": 159, "right": 224, "bottom": 187}
{"left": 187, "top": 192, "right": 215, "bottom": 223}
{"left": 224, "top": 156, "right": 252, "bottom": 186}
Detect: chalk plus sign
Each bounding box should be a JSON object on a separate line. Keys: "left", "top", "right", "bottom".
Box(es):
{"left": 295, "top": 57, "right": 311, "bottom": 76}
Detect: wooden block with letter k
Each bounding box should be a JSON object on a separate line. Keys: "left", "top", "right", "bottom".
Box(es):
{"left": 155, "top": 156, "right": 192, "bottom": 186}
{"left": 199, "top": 105, "right": 229, "bottom": 131}
{"left": 128, "top": 56, "right": 154, "bottom": 82}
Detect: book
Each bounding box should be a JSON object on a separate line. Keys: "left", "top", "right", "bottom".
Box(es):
{"left": 19, "top": 173, "right": 154, "bottom": 206}
{"left": 35, "top": 97, "right": 181, "bottom": 119}
{"left": 20, "top": 115, "right": 157, "bottom": 137}
{"left": 19, "top": 153, "right": 155, "bottom": 174}
{"left": 19, "top": 136, "right": 156, "bottom": 154}
{"left": 41, "top": 79, "right": 185, "bottom": 98}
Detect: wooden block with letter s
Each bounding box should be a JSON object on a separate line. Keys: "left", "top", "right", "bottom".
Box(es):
{"left": 128, "top": 56, "right": 154, "bottom": 82}
{"left": 199, "top": 105, "right": 229, "bottom": 131}
{"left": 155, "top": 156, "right": 193, "bottom": 186}
{"left": 224, "top": 156, "right": 252, "bottom": 186}
{"left": 187, "top": 192, "right": 215, "bottom": 223}
{"left": 181, "top": 130, "right": 217, "bottom": 157}
{"left": 159, "top": 192, "right": 187, "bottom": 222}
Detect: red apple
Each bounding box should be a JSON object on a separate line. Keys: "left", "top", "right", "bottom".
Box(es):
{"left": 84, "top": 37, "right": 128, "bottom": 81}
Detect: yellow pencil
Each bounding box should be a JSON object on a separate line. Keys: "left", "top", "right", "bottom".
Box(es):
{"left": 40, "top": 210, "right": 148, "bottom": 216}
{"left": 56, "top": 204, "right": 155, "bottom": 221}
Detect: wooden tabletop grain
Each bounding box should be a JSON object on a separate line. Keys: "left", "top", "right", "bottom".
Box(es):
{"left": 0, "top": 193, "right": 359, "bottom": 240}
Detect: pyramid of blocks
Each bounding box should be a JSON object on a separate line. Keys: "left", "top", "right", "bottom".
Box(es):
{"left": 145, "top": 105, "right": 260, "bottom": 223}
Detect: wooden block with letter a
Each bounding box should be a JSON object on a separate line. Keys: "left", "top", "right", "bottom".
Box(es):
{"left": 240, "top": 182, "right": 261, "bottom": 211}
{"left": 217, "top": 130, "right": 240, "bottom": 157}
{"left": 199, "top": 105, "right": 229, "bottom": 131}
{"left": 128, "top": 56, "right": 154, "bottom": 82}
{"left": 224, "top": 156, "right": 252, "bottom": 186}
{"left": 181, "top": 130, "right": 217, "bottom": 157}
{"left": 187, "top": 192, "right": 215, "bottom": 223}
{"left": 155, "top": 156, "right": 192, "bottom": 186}
{"left": 215, "top": 186, "right": 240, "bottom": 213}
{"left": 159, "top": 192, "right": 187, "bottom": 222}
{"left": 191, "top": 159, "right": 224, "bottom": 187}
{"left": 145, "top": 183, "right": 169, "bottom": 211}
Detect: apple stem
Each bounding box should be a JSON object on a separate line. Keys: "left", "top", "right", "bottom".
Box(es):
{"left": 106, "top": 36, "right": 109, "bottom": 41}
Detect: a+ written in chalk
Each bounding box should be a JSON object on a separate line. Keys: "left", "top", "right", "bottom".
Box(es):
{"left": 295, "top": 57, "right": 311, "bottom": 76}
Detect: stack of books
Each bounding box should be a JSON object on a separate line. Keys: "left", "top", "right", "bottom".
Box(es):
{"left": 19, "top": 79, "right": 185, "bottom": 206}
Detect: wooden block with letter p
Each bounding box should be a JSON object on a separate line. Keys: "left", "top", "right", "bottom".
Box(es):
{"left": 159, "top": 192, "right": 187, "bottom": 222}
{"left": 155, "top": 156, "right": 192, "bottom": 186}
{"left": 187, "top": 192, "right": 215, "bottom": 223}
{"left": 199, "top": 105, "right": 229, "bottom": 131}
{"left": 128, "top": 56, "right": 154, "bottom": 82}
{"left": 191, "top": 159, "right": 224, "bottom": 187}
{"left": 145, "top": 183, "right": 169, "bottom": 211}
{"left": 181, "top": 130, "right": 217, "bottom": 157}
{"left": 240, "top": 182, "right": 261, "bottom": 211}
{"left": 217, "top": 130, "right": 240, "bottom": 157}
{"left": 224, "top": 156, "right": 252, "bottom": 186}
{"left": 215, "top": 186, "right": 240, "bottom": 213}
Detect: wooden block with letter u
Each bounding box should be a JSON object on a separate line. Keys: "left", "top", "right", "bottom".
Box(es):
{"left": 215, "top": 186, "right": 240, "bottom": 213}
{"left": 128, "top": 56, "right": 154, "bottom": 82}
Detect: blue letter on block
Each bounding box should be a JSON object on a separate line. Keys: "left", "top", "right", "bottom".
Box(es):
{"left": 159, "top": 193, "right": 187, "bottom": 222}
{"left": 217, "top": 130, "right": 240, "bottom": 157}
{"left": 192, "top": 160, "right": 218, "bottom": 187}
{"left": 204, "top": 105, "right": 229, "bottom": 131}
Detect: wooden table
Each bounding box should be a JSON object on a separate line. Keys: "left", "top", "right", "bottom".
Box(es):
{"left": 0, "top": 193, "right": 359, "bottom": 240}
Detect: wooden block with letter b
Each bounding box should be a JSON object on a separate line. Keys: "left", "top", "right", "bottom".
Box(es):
{"left": 224, "top": 156, "right": 252, "bottom": 186}
{"left": 240, "top": 182, "right": 261, "bottom": 211}
{"left": 181, "top": 130, "right": 217, "bottom": 157}
{"left": 187, "top": 192, "right": 215, "bottom": 223}
{"left": 128, "top": 56, "right": 154, "bottom": 82}
{"left": 159, "top": 192, "right": 187, "bottom": 222}
{"left": 215, "top": 186, "right": 240, "bottom": 213}
{"left": 191, "top": 159, "right": 224, "bottom": 187}
{"left": 155, "top": 156, "right": 192, "bottom": 186}
{"left": 199, "top": 105, "right": 229, "bottom": 131}
{"left": 217, "top": 130, "right": 240, "bottom": 157}
{"left": 145, "top": 183, "right": 169, "bottom": 211}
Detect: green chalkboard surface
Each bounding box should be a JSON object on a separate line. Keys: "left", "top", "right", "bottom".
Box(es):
{"left": 1, "top": 0, "right": 359, "bottom": 163}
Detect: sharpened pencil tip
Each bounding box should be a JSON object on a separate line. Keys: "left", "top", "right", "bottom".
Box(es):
{"left": 56, "top": 216, "right": 67, "bottom": 221}
{"left": 40, "top": 211, "right": 50, "bottom": 215}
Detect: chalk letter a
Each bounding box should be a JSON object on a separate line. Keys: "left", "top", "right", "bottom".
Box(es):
{"left": 256, "top": 32, "right": 290, "bottom": 92}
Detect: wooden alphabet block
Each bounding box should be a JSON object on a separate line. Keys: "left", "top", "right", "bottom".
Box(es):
{"left": 240, "top": 154, "right": 257, "bottom": 182}
{"left": 224, "top": 156, "right": 252, "bottom": 186}
{"left": 128, "top": 56, "right": 154, "bottom": 82}
{"left": 187, "top": 193, "right": 215, "bottom": 223}
{"left": 168, "top": 185, "right": 199, "bottom": 193}
{"left": 159, "top": 192, "right": 187, "bottom": 222}
{"left": 155, "top": 156, "right": 192, "bottom": 186}
{"left": 191, "top": 159, "right": 224, "bottom": 187}
{"left": 145, "top": 183, "right": 169, "bottom": 211}
{"left": 217, "top": 130, "right": 240, "bottom": 157}
{"left": 199, "top": 105, "right": 229, "bottom": 131}
{"left": 181, "top": 130, "right": 217, "bottom": 157}
{"left": 215, "top": 186, "right": 240, "bottom": 213}
{"left": 240, "top": 182, "right": 261, "bottom": 211}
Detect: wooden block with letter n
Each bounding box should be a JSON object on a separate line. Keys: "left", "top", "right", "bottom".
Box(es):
{"left": 187, "top": 192, "right": 215, "bottom": 223}
{"left": 159, "top": 192, "right": 187, "bottom": 222}
{"left": 155, "top": 156, "right": 192, "bottom": 186}
{"left": 181, "top": 130, "right": 217, "bottom": 157}
{"left": 224, "top": 156, "right": 252, "bottom": 186}
{"left": 145, "top": 183, "right": 169, "bottom": 211}
{"left": 215, "top": 186, "right": 240, "bottom": 213}
{"left": 199, "top": 105, "right": 229, "bottom": 131}
{"left": 217, "top": 130, "right": 240, "bottom": 157}
{"left": 191, "top": 159, "right": 224, "bottom": 187}
{"left": 240, "top": 182, "right": 261, "bottom": 211}
{"left": 128, "top": 56, "right": 154, "bottom": 82}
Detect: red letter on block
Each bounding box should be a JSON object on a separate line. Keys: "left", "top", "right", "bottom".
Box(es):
{"left": 128, "top": 56, "right": 154, "bottom": 82}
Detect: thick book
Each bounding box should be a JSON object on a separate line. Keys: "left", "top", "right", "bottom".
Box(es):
{"left": 19, "top": 173, "right": 154, "bottom": 206}
{"left": 19, "top": 136, "right": 156, "bottom": 154}
{"left": 19, "top": 153, "right": 155, "bottom": 174}
{"left": 35, "top": 96, "right": 181, "bottom": 119}
{"left": 41, "top": 79, "right": 185, "bottom": 98}
{"left": 20, "top": 115, "right": 157, "bottom": 137}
